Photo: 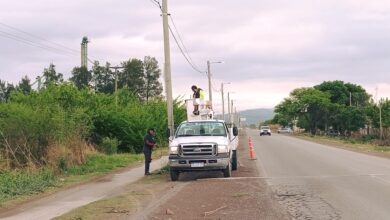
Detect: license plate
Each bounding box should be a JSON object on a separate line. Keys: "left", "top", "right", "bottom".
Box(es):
{"left": 191, "top": 162, "right": 204, "bottom": 168}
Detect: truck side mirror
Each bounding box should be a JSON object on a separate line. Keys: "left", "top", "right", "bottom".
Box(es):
{"left": 233, "top": 126, "right": 238, "bottom": 136}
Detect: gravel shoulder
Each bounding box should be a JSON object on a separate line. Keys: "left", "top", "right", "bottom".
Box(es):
{"left": 55, "top": 131, "right": 290, "bottom": 220}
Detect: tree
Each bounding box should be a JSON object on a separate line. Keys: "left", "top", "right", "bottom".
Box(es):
{"left": 119, "top": 59, "right": 145, "bottom": 98}
{"left": 42, "top": 63, "right": 63, "bottom": 86}
{"left": 275, "top": 88, "right": 331, "bottom": 134}
{"left": 17, "top": 76, "right": 32, "bottom": 95}
{"left": 70, "top": 66, "right": 92, "bottom": 89}
{"left": 143, "top": 56, "right": 163, "bottom": 102}
{"left": 92, "top": 61, "right": 115, "bottom": 94}
{"left": 0, "top": 80, "right": 15, "bottom": 102}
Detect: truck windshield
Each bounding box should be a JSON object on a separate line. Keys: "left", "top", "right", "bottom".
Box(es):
{"left": 176, "top": 122, "right": 227, "bottom": 137}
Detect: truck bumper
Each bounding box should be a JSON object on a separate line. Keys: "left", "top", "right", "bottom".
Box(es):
{"left": 169, "top": 155, "right": 229, "bottom": 171}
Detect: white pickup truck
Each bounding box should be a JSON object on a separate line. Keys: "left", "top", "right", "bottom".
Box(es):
{"left": 168, "top": 120, "right": 239, "bottom": 181}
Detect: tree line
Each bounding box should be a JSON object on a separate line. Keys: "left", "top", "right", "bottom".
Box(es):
{"left": 0, "top": 56, "right": 163, "bottom": 103}
{"left": 272, "top": 80, "right": 389, "bottom": 139}
{"left": 0, "top": 56, "right": 187, "bottom": 170}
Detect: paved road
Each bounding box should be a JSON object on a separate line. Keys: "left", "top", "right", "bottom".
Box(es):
{"left": 249, "top": 129, "right": 390, "bottom": 220}
{"left": 0, "top": 157, "right": 168, "bottom": 220}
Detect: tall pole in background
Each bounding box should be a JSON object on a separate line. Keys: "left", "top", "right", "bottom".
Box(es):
{"left": 162, "top": 0, "right": 175, "bottom": 136}
{"left": 221, "top": 83, "right": 225, "bottom": 121}
{"left": 227, "top": 92, "right": 231, "bottom": 124}
{"left": 109, "top": 66, "right": 124, "bottom": 106}
{"left": 207, "top": 61, "right": 212, "bottom": 104}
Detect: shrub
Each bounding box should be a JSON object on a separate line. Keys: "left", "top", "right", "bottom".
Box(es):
{"left": 99, "top": 137, "right": 119, "bottom": 154}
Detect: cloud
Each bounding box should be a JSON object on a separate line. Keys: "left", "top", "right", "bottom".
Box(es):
{"left": 1, "top": 0, "right": 390, "bottom": 110}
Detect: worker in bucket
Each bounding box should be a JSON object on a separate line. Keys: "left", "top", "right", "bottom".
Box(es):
{"left": 191, "top": 85, "right": 205, "bottom": 115}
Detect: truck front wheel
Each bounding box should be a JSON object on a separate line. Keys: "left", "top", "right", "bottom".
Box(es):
{"left": 170, "top": 169, "right": 180, "bottom": 181}
{"left": 223, "top": 161, "right": 232, "bottom": 177}
{"left": 232, "top": 150, "right": 238, "bottom": 171}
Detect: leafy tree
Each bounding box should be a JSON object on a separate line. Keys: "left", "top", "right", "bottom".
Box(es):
{"left": 17, "top": 76, "right": 32, "bottom": 95}
{"left": 143, "top": 56, "right": 163, "bottom": 102}
{"left": 119, "top": 59, "right": 144, "bottom": 98}
{"left": 70, "top": 66, "right": 92, "bottom": 89}
{"left": 0, "top": 80, "right": 15, "bottom": 102}
{"left": 274, "top": 88, "right": 331, "bottom": 134}
{"left": 92, "top": 61, "right": 114, "bottom": 94}
{"left": 42, "top": 63, "right": 63, "bottom": 86}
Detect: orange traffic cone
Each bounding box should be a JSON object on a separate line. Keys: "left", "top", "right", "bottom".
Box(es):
{"left": 248, "top": 137, "right": 257, "bottom": 160}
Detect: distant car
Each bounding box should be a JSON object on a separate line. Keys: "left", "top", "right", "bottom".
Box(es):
{"left": 326, "top": 130, "right": 340, "bottom": 136}
{"left": 260, "top": 126, "right": 271, "bottom": 136}
{"left": 277, "top": 127, "right": 292, "bottom": 134}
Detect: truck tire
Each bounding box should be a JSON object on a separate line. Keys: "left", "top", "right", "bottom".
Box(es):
{"left": 223, "top": 161, "right": 232, "bottom": 177}
{"left": 232, "top": 150, "right": 238, "bottom": 171}
{"left": 170, "top": 169, "right": 179, "bottom": 181}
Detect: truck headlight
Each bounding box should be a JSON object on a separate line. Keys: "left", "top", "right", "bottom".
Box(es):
{"left": 217, "top": 145, "right": 228, "bottom": 153}
{"left": 169, "top": 146, "right": 178, "bottom": 154}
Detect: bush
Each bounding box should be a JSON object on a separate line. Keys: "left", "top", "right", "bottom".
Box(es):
{"left": 0, "top": 169, "right": 57, "bottom": 203}
{"left": 99, "top": 137, "right": 119, "bottom": 154}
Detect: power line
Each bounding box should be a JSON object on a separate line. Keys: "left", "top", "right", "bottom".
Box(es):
{"left": 0, "top": 22, "right": 102, "bottom": 62}
{"left": 0, "top": 22, "right": 80, "bottom": 54}
{"left": 169, "top": 15, "right": 203, "bottom": 73}
{"left": 149, "top": 0, "right": 206, "bottom": 75}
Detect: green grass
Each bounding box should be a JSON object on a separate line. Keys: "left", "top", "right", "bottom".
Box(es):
{"left": 65, "top": 153, "right": 144, "bottom": 175}
{"left": 295, "top": 133, "right": 390, "bottom": 153}
{"left": 0, "top": 153, "right": 145, "bottom": 206}
{"left": 0, "top": 168, "right": 57, "bottom": 204}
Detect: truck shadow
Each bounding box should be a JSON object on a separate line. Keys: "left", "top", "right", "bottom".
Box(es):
{"left": 178, "top": 171, "right": 224, "bottom": 182}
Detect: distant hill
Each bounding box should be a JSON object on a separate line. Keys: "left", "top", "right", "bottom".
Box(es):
{"left": 239, "top": 108, "right": 275, "bottom": 125}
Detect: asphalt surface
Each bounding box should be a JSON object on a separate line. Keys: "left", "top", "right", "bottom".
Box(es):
{"left": 249, "top": 129, "right": 390, "bottom": 220}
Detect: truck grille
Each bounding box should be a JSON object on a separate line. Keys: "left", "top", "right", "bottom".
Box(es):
{"left": 180, "top": 143, "right": 216, "bottom": 157}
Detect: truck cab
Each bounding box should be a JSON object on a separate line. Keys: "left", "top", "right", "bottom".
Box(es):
{"left": 168, "top": 100, "right": 238, "bottom": 181}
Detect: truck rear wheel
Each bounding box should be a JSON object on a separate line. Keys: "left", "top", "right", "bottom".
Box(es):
{"left": 170, "top": 169, "right": 180, "bottom": 181}
{"left": 223, "top": 162, "right": 232, "bottom": 177}
{"left": 232, "top": 150, "right": 238, "bottom": 171}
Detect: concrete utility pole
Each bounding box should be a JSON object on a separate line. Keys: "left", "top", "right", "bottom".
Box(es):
{"left": 81, "top": 37, "right": 89, "bottom": 69}
{"left": 207, "top": 61, "right": 212, "bottom": 103}
{"left": 220, "top": 82, "right": 230, "bottom": 121}
{"left": 162, "top": 0, "right": 175, "bottom": 136}
{"left": 109, "top": 66, "right": 124, "bottom": 106}
{"left": 227, "top": 92, "right": 231, "bottom": 124}
{"left": 207, "top": 61, "right": 223, "bottom": 107}
{"left": 379, "top": 99, "right": 383, "bottom": 141}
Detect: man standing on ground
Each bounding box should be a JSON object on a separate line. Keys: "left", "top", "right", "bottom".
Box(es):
{"left": 144, "top": 128, "right": 157, "bottom": 175}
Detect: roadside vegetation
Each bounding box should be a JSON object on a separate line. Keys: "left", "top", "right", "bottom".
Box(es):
{"left": 0, "top": 57, "right": 186, "bottom": 205}
{"left": 271, "top": 80, "right": 390, "bottom": 147}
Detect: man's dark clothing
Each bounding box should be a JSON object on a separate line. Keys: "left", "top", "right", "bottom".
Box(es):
{"left": 143, "top": 133, "right": 156, "bottom": 174}
{"left": 193, "top": 88, "right": 202, "bottom": 98}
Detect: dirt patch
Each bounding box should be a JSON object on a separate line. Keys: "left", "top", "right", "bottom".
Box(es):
{"left": 55, "top": 132, "right": 290, "bottom": 220}
{"left": 146, "top": 131, "right": 290, "bottom": 220}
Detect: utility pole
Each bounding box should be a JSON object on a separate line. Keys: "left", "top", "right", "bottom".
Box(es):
{"left": 207, "top": 61, "right": 212, "bottom": 103}
{"left": 162, "top": 0, "right": 174, "bottom": 136}
{"left": 81, "top": 37, "right": 89, "bottom": 69}
{"left": 379, "top": 99, "right": 383, "bottom": 141}
{"left": 109, "top": 66, "right": 124, "bottom": 106}
{"left": 227, "top": 92, "right": 231, "bottom": 124}
{"left": 231, "top": 99, "right": 234, "bottom": 124}
{"left": 221, "top": 83, "right": 225, "bottom": 121}
{"left": 350, "top": 92, "right": 352, "bottom": 106}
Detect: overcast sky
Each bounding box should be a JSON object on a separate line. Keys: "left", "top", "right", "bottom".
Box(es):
{"left": 1, "top": 0, "right": 390, "bottom": 112}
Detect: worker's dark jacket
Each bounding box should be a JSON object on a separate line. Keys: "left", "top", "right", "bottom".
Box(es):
{"left": 143, "top": 134, "right": 156, "bottom": 154}
{"left": 193, "top": 88, "right": 202, "bottom": 98}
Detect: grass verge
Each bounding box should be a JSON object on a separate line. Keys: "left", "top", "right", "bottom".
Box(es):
{"left": 53, "top": 165, "right": 170, "bottom": 220}
{"left": 294, "top": 133, "right": 390, "bottom": 153}
{"left": 0, "top": 147, "right": 167, "bottom": 209}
